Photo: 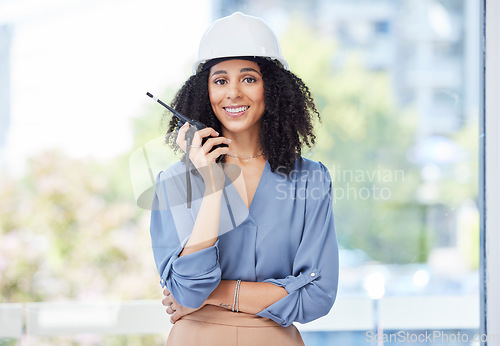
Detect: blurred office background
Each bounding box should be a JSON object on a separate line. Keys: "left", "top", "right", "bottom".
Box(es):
{"left": 0, "top": 0, "right": 481, "bottom": 345}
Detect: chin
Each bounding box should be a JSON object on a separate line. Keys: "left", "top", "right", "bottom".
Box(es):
{"left": 222, "top": 125, "right": 248, "bottom": 134}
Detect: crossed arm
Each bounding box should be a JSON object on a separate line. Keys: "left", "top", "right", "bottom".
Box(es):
{"left": 162, "top": 280, "right": 287, "bottom": 323}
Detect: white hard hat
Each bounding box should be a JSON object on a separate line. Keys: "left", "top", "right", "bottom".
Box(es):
{"left": 193, "top": 12, "right": 289, "bottom": 74}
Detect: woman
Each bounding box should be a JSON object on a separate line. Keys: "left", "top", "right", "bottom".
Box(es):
{"left": 150, "top": 12, "right": 339, "bottom": 345}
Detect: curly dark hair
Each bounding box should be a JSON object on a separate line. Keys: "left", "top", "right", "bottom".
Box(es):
{"left": 164, "top": 60, "right": 320, "bottom": 175}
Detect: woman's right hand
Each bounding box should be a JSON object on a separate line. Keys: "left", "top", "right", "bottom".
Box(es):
{"left": 176, "top": 122, "right": 232, "bottom": 193}
{"left": 163, "top": 287, "right": 205, "bottom": 324}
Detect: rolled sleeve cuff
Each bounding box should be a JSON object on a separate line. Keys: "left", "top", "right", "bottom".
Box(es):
{"left": 160, "top": 239, "right": 220, "bottom": 287}
{"left": 256, "top": 307, "right": 287, "bottom": 327}
{"left": 263, "top": 268, "right": 320, "bottom": 294}
{"left": 161, "top": 240, "right": 222, "bottom": 308}
{"left": 172, "top": 242, "right": 220, "bottom": 276}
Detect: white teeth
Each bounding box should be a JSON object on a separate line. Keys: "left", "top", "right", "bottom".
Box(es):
{"left": 225, "top": 106, "right": 249, "bottom": 113}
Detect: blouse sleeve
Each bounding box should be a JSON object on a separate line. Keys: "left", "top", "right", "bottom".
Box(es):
{"left": 256, "top": 162, "right": 339, "bottom": 327}
{"left": 150, "top": 170, "right": 221, "bottom": 309}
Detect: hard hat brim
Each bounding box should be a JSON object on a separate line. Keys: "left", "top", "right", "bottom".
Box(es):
{"left": 197, "top": 56, "right": 288, "bottom": 74}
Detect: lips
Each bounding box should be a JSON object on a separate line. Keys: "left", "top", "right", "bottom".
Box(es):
{"left": 223, "top": 106, "right": 249, "bottom": 117}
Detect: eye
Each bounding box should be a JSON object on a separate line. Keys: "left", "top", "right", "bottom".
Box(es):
{"left": 214, "top": 79, "right": 227, "bottom": 86}
{"left": 243, "top": 76, "right": 257, "bottom": 83}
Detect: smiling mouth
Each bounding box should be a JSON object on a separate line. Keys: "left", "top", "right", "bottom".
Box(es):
{"left": 224, "top": 106, "right": 249, "bottom": 115}
{"left": 223, "top": 106, "right": 249, "bottom": 118}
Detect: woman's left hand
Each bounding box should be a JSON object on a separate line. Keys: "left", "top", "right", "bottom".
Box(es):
{"left": 162, "top": 288, "right": 205, "bottom": 324}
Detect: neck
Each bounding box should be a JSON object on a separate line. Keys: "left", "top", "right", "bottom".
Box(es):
{"left": 222, "top": 126, "right": 262, "bottom": 158}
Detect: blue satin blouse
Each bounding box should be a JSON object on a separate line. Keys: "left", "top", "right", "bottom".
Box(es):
{"left": 150, "top": 157, "right": 339, "bottom": 327}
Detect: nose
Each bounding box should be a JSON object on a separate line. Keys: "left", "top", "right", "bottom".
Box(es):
{"left": 226, "top": 82, "right": 241, "bottom": 100}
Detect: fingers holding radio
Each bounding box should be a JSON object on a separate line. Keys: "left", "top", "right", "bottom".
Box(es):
{"left": 175, "top": 122, "right": 191, "bottom": 151}
{"left": 175, "top": 123, "right": 231, "bottom": 186}
{"left": 189, "top": 137, "right": 231, "bottom": 168}
{"left": 191, "top": 127, "right": 221, "bottom": 148}
{"left": 175, "top": 123, "right": 218, "bottom": 150}
{"left": 176, "top": 124, "right": 231, "bottom": 160}
{"left": 194, "top": 137, "right": 232, "bottom": 161}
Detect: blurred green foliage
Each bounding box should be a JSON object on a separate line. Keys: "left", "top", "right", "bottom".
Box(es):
{"left": 0, "top": 150, "right": 159, "bottom": 303}
{"left": 281, "top": 19, "right": 424, "bottom": 263}
{"left": 0, "top": 338, "right": 16, "bottom": 346}
{"left": 280, "top": 18, "right": 477, "bottom": 265}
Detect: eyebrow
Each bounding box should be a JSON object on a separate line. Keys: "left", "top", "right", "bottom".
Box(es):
{"left": 211, "top": 67, "right": 262, "bottom": 77}
{"left": 211, "top": 70, "right": 227, "bottom": 77}
{"left": 240, "top": 67, "right": 262, "bottom": 76}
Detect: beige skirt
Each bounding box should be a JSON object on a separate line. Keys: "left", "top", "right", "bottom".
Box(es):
{"left": 166, "top": 305, "right": 304, "bottom": 346}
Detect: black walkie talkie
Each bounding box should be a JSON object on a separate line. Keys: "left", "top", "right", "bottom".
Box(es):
{"left": 146, "top": 92, "right": 228, "bottom": 208}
